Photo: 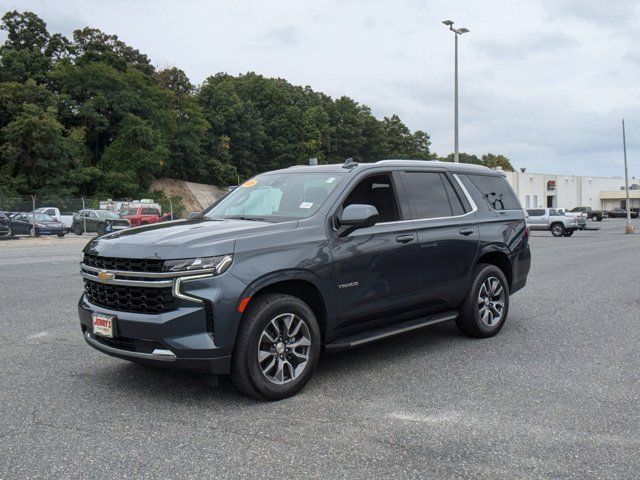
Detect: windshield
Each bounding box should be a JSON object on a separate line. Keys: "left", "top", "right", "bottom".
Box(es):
{"left": 205, "top": 172, "right": 345, "bottom": 221}
{"left": 24, "top": 213, "right": 56, "bottom": 222}
{"left": 96, "top": 210, "right": 120, "bottom": 219}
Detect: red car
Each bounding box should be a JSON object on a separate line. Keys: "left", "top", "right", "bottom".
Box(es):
{"left": 119, "top": 207, "right": 161, "bottom": 227}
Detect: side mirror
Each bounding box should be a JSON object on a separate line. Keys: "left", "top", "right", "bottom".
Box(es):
{"left": 339, "top": 204, "right": 379, "bottom": 234}
{"left": 186, "top": 211, "right": 204, "bottom": 221}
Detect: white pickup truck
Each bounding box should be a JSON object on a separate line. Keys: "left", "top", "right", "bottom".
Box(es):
{"left": 35, "top": 207, "right": 74, "bottom": 232}
{"left": 527, "top": 208, "right": 586, "bottom": 237}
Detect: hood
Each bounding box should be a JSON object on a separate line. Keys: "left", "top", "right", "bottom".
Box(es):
{"left": 84, "top": 218, "right": 298, "bottom": 260}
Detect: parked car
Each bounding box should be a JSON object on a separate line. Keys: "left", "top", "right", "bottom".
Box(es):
{"left": 0, "top": 210, "right": 10, "bottom": 226}
{"left": 119, "top": 206, "right": 161, "bottom": 227}
{"left": 569, "top": 206, "right": 607, "bottom": 222}
{"left": 8, "top": 212, "right": 66, "bottom": 237}
{"left": 606, "top": 208, "right": 639, "bottom": 218}
{"left": 35, "top": 207, "right": 74, "bottom": 232}
{"left": 71, "top": 210, "right": 131, "bottom": 236}
{"left": 527, "top": 208, "right": 583, "bottom": 236}
{"left": 78, "top": 160, "right": 531, "bottom": 400}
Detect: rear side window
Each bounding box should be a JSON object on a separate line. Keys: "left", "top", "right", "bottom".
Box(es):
{"left": 466, "top": 174, "right": 520, "bottom": 210}
{"left": 142, "top": 208, "right": 159, "bottom": 215}
{"left": 527, "top": 209, "right": 545, "bottom": 216}
{"left": 402, "top": 172, "right": 464, "bottom": 219}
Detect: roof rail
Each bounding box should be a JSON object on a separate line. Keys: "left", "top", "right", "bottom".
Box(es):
{"left": 342, "top": 158, "right": 358, "bottom": 169}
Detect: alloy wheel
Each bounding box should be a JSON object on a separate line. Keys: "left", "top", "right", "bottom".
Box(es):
{"left": 477, "top": 276, "right": 506, "bottom": 327}
{"left": 257, "top": 313, "right": 311, "bottom": 385}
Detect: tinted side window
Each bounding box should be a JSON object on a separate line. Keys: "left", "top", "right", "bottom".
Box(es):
{"left": 527, "top": 209, "right": 545, "bottom": 216}
{"left": 403, "top": 172, "right": 454, "bottom": 219}
{"left": 466, "top": 174, "right": 520, "bottom": 210}
{"left": 441, "top": 175, "right": 466, "bottom": 216}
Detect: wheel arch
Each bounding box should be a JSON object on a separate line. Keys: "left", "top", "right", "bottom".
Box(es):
{"left": 238, "top": 271, "right": 333, "bottom": 342}
{"left": 475, "top": 248, "right": 513, "bottom": 290}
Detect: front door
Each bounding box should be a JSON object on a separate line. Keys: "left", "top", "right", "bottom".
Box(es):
{"left": 330, "top": 172, "right": 420, "bottom": 330}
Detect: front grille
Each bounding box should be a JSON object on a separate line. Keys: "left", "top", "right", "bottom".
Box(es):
{"left": 84, "top": 279, "right": 177, "bottom": 313}
{"left": 83, "top": 254, "right": 164, "bottom": 272}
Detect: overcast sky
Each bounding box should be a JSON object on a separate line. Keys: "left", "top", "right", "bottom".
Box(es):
{"left": 1, "top": 0, "right": 639, "bottom": 178}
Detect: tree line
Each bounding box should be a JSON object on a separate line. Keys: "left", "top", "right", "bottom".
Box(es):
{"left": 0, "top": 10, "right": 513, "bottom": 199}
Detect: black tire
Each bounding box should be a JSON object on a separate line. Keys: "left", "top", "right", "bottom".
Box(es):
{"left": 551, "top": 223, "right": 565, "bottom": 237}
{"left": 591, "top": 214, "right": 599, "bottom": 222}
{"left": 57, "top": 232, "right": 65, "bottom": 238}
{"left": 231, "top": 293, "right": 321, "bottom": 400}
{"left": 97, "top": 224, "right": 107, "bottom": 236}
{"left": 563, "top": 230, "right": 574, "bottom": 237}
{"left": 73, "top": 223, "right": 83, "bottom": 235}
{"left": 456, "top": 264, "right": 510, "bottom": 338}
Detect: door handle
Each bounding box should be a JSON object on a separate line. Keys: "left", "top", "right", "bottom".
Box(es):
{"left": 395, "top": 234, "right": 415, "bottom": 243}
{"left": 459, "top": 228, "right": 475, "bottom": 236}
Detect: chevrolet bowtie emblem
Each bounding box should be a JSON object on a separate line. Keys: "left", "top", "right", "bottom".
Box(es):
{"left": 98, "top": 271, "right": 114, "bottom": 282}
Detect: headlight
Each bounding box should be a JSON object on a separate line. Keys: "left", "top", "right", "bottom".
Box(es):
{"left": 163, "top": 255, "right": 233, "bottom": 275}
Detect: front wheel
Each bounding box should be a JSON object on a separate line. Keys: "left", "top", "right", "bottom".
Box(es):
{"left": 456, "top": 264, "right": 510, "bottom": 338}
{"left": 591, "top": 214, "right": 599, "bottom": 222}
{"left": 97, "top": 224, "right": 107, "bottom": 236}
{"left": 57, "top": 232, "right": 65, "bottom": 238}
{"left": 73, "top": 223, "right": 83, "bottom": 235}
{"left": 551, "top": 223, "right": 565, "bottom": 237}
{"left": 231, "top": 293, "right": 321, "bottom": 400}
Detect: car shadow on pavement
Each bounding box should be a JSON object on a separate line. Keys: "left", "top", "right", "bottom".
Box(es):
{"left": 95, "top": 320, "right": 469, "bottom": 403}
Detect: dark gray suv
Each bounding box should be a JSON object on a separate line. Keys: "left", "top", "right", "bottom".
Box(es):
{"left": 78, "top": 160, "right": 531, "bottom": 399}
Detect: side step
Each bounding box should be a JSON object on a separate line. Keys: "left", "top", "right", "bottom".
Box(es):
{"left": 325, "top": 311, "right": 458, "bottom": 351}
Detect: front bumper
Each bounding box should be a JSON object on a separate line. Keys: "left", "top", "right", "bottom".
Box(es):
{"left": 77, "top": 266, "right": 245, "bottom": 374}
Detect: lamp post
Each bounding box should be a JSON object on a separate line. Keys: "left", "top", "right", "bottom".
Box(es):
{"left": 442, "top": 20, "right": 469, "bottom": 163}
{"left": 622, "top": 119, "right": 634, "bottom": 234}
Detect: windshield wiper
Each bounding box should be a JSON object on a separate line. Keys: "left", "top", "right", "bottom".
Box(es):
{"left": 221, "top": 215, "right": 271, "bottom": 222}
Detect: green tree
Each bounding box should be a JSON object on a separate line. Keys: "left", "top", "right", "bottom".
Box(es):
{"left": 481, "top": 153, "right": 514, "bottom": 171}
{"left": 0, "top": 103, "right": 84, "bottom": 195}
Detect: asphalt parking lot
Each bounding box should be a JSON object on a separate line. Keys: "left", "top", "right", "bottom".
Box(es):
{"left": 1, "top": 219, "right": 639, "bottom": 479}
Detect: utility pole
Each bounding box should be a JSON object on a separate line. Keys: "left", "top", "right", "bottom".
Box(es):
{"left": 622, "top": 119, "right": 634, "bottom": 234}
{"left": 442, "top": 20, "right": 470, "bottom": 162}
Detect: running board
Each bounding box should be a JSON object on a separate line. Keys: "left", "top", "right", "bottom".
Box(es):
{"left": 325, "top": 311, "right": 458, "bottom": 351}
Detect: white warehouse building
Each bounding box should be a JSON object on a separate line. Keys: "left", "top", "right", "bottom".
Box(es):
{"left": 501, "top": 170, "right": 640, "bottom": 211}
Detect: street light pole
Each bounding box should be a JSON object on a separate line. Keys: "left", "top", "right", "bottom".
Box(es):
{"left": 622, "top": 118, "right": 634, "bottom": 234}
{"left": 442, "top": 20, "right": 469, "bottom": 163}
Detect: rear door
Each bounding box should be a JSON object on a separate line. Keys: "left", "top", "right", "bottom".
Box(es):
{"left": 399, "top": 170, "right": 479, "bottom": 311}
{"left": 526, "top": 209, "right": 547, "bottom": 229}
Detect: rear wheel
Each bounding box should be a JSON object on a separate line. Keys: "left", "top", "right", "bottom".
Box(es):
{"left": 591, "top": 214, "right": 599, "bottom": 222}
{"left": 551, "top": 223, "right": 565, "bottom": 237}
{"left": 456, "top": 264, "right": 509, "bottom": 338}
{"left": 97, "top": 224, "right": 107, "bottom": 236}
{"left": 231, "top": 293, "right": 321, "bottom": 400}
{"left": 57, "top": 232, "right": 65, "bottom": 238}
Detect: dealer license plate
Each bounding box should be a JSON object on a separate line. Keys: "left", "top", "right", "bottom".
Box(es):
{"left": 92, "top": 313, "right": 115, "bottom": 338}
